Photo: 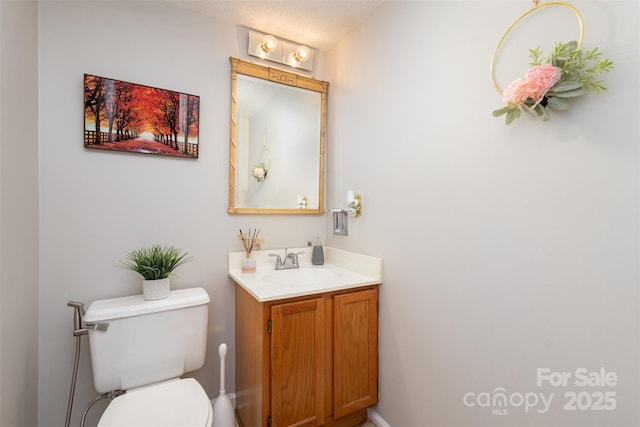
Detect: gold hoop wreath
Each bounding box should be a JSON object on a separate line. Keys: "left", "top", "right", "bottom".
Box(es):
{"left": 490, "top": 1, "right": 584, "bottom": 94}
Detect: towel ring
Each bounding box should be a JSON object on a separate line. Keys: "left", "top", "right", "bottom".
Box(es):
{"left": 490, "top": 1, "right": 584, "bottom": 94}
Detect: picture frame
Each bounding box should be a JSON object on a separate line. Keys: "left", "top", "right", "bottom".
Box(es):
{"left": 84, "top": 74, "right": 200, "bottom": 158}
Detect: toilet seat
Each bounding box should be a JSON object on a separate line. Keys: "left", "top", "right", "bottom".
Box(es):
{"left": 98, "top": 378, "right": 213, "bottom": 427}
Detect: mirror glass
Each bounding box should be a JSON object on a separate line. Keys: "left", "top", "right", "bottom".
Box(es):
{"left": 229, "top": 58, "right": 327, "bottom": 214}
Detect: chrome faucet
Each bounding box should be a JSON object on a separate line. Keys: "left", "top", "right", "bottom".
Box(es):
{"left": 268, "top": 253, "right": 284, "bottom": 270}
{"left": 268, "top": 248, "right": 304, "bottom": 270}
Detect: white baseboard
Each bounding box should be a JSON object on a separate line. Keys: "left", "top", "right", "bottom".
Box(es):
{"left": 213, "top": 397, "right": 388, "bottom": 427}
{"left": 368, "top": 407, "right": 391, "bottom": 427}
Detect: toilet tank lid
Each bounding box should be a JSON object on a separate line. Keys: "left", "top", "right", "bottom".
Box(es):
{"left": 85, "top": 287, "right": 210, "bottom": 322}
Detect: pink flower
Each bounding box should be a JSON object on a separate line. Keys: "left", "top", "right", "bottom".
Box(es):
{"left": 253, "top": 167, "right": 265, "bottom": 178}
{"left": 524, "top": 64, "right": 561, "bottom": 100}
{"left": 502, "top": 64, "right": 562, "bottom": 105}
{"left": 502, "top": 79, "right": 530, "bottom": 105}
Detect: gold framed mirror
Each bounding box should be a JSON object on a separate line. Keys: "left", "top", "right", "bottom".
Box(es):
{"left": 228, "top": 57, "right": 328, "bottom": 214}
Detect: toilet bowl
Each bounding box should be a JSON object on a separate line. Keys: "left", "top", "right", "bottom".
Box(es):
{"left": 98, "top": 378, "right": 212, "bottom": 427}
{"left": 84, "top": 287, "right": 212, "bottom": 426}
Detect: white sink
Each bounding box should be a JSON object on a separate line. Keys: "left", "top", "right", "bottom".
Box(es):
{"left": 228, "top": 247, "right": 382, "bottom": 301}
{"left": 261, "top": 267, "right": 343, "bottom": 286}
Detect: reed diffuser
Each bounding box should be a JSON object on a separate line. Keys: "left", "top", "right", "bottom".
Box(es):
{"left": 237, "top": 228, "right": 264, "bottom": 273}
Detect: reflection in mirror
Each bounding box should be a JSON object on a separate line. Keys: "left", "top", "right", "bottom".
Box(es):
{"left": 229, "top": 58, "right": 328, "bottom": 214}
{"left": 236, "top": 75, "right": 319, "bottom": 208}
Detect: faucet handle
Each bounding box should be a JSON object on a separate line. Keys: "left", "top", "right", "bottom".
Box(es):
{"left": 288, "top": 251, "right": 305, "bottom": 267}
{"left": 268, "top": 253, "right": 283, "bottom": 269}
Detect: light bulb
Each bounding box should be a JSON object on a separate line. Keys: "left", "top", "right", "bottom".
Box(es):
{"left": 292, "top": 45, "right": 311, "bottom": 62}
{"left": 259, "top": 35, "right": 277, "bottom": 55}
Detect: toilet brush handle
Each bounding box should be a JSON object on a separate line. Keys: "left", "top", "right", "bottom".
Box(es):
{"left": 219, "top": 343, "right": 227, "bottom": 394}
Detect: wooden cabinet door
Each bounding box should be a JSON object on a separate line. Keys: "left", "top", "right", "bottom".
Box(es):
{"left": 333, "top": 289, "right": 378, "bottom": 419}
{"left": 271, "top": 298, "right": 326, "bottom": 427}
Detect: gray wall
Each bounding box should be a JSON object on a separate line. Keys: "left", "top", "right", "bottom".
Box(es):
{"left": 327, "top": 1, "right": 639, "bottom": 426}
{"left": 0, "top": 1, "right": 39, "bottom": 426}
{"left": 37, "top": 2, "right": 325, "bottom": 426}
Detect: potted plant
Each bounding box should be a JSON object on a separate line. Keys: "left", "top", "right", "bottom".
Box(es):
{"left": 121, "top": 244, "right": 193, "bottom": 300}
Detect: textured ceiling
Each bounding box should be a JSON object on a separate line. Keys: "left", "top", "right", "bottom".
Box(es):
{"left": 165, "top": 0, "right": 384, "bottom": 51}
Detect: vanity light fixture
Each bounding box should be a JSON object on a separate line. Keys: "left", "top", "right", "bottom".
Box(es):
{"left": 248, "top": 30, "right": 314, "bottom": 72}
{"left": 297, "top": 195, "right": 308, "bottom": 209}
{"left": 347, "top": 190, "right": 362, "bottom": 218}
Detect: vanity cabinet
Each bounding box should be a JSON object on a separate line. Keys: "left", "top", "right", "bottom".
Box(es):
{"left": 235, "top": 284, "right": 379, "bottom": 427}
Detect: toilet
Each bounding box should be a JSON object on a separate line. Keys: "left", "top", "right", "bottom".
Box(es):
{"left": 84, "top": 287, "right": 212, "bottom": 426}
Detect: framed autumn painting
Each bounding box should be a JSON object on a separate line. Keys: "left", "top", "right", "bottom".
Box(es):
{"left": 84, "top": 74, "right": 200, "bottom": 158}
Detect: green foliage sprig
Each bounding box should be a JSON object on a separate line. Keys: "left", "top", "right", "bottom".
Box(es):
{"left": 121, "top": 244, "right": 193, "bottom": 280}
{"left": 530, "top": 41, "right": 614, "bottom": 92}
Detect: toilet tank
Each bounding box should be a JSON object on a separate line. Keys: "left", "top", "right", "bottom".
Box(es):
{"left": 84, "top": 287, "right": 210, "bottom": 393}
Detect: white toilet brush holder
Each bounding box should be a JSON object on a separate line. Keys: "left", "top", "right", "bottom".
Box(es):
{"left": 212, "top": 343, "right": 236, "bottom": 427}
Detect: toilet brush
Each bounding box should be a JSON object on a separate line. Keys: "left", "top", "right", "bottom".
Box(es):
{"left": 212, "top": 343, "right": 236, "bottom": 427}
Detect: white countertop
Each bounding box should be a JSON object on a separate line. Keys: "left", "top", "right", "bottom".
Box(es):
{"left": 228, "top": 247, "right": 383, "bottom": 302}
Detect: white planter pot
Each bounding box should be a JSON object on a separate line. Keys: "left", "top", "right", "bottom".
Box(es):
{"left": 143, "top": 278, "right": 170, "bottom": 301}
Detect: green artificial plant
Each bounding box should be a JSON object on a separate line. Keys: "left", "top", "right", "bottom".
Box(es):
{"left": 121, "top": 244, "right": 193, "bottom": 280}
